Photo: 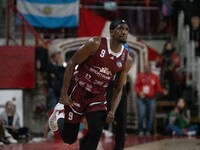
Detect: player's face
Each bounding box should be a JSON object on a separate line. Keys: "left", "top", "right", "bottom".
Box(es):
{"left": 112, "top": 24, "right": 129, "bottom": 44}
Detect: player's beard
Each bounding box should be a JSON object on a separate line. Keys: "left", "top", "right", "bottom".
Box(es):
{"left": 112, "top": 35, "right": 127, "bottom": 44}
{"left": 119, "top": 39, "right": 127, "bottom": 44}
{"left": 119, "top": 35, "right": 127, "bottom": 44}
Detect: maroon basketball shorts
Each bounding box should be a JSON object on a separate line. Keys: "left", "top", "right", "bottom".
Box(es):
{"left": 64, "top": 80, "right": 107, "bottom": 124}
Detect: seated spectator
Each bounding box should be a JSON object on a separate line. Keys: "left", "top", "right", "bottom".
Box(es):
{"left": 0, "top": 116, "right": 17, "bottom": 144}
{"left": 0, "top": 101, "right": 29, "bottom": 140}
{"left": 190, "top": 16, "right": 200, "bottom": 57}
{"left": 166, "top": 98, "right": 198, "bottom": 136}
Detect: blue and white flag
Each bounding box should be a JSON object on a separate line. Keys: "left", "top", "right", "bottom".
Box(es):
{"left": 17, "top": 0, "right": 79, "bottom": 28}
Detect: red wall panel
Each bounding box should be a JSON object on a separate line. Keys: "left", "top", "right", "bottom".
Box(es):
{"left": 0, "top": 46, "right": 35, "bottom": 89}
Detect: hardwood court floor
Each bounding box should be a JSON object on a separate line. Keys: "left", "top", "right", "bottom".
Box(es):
{"left": 0, "top": 134, "right": 199, "bottom": 150}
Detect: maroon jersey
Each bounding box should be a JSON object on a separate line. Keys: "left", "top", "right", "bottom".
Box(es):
{"left": 74, "top": 37, "right": 128, "bottom": 94}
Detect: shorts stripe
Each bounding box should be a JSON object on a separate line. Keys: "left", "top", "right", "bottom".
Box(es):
{"left": 89, "top": 101, "right": 107, "bottom": 106}
{"left": 69, "top": 83, "right": 78, "bottom": 98}
{"left": 69, "top": 105, "right": 83, "bottom": 115}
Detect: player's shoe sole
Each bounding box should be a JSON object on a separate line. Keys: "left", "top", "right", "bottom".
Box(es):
{"left": 48, "top": 103, "right": 64, "bottom": 132}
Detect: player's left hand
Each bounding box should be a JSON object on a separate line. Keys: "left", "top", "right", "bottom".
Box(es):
{"left": 106, "top": 111, "right": 115, "bottom": 124}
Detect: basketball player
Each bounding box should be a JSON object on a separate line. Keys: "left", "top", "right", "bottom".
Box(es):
{"left": 49, "top": 19, "right": 132, "bottom": 150}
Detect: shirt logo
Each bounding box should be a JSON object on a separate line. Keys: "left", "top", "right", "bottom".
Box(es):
{"left": 93, "top": 66, "right": 112, "bottom": 76}
{"left": 90, "top": 66, "right": 112, "bottom": 80}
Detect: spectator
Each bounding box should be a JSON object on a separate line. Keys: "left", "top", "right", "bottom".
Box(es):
{"left": 135, "top": 62, "right": 167, "bottom": 135}
{"left": 44, "top": 50, "right": 66, "bottom": 139}
{"left": 190, "top": 16, "right": 200, "bottom": 57}
{"left": 35, "top": 44, "right": 48, "bottom": 72}
{"left": 156, "top": 40, "right": 181, "bottom": 101}
{"left": 0, "top": 101, "right": 29, "bottom": 140}
{"left": 0, "top": 116, "right": 17, "bottom": 144}
{"left": 47, "top": 51, "right": 65, "bottom": 111}
{"left": 166, "top": 98, "right": 198, "bottom": 136}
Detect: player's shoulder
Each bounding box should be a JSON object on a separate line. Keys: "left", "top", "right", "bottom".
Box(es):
{"left": 84, "top": 37, "right": 102, "bottom": 53}
{"left": 87, "top": 37, "right": 101, "bottom": 46}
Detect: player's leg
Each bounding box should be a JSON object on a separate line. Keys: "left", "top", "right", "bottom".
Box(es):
{"left": 49, "top": 78, "right": 86, "bottom": 143}
{"left": 80, "top": 110, "right": 106, "bottom": 150}
{"left": 58, "top": 104, "right": 85, "bottom": 144}
{"left": 57, "top": 118, "right": 80, "bottom": 144}
{"left": 49, "top": 103, "right": 81, "bottom": 144}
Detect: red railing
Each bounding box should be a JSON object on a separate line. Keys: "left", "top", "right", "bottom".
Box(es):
{"left": 6, "top": 0, "right": 49, "bottom": 48}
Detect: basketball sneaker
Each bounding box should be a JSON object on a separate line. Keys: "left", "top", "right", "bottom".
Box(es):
{"left": 48, "top": 103, "right": 65, "bottom": 132}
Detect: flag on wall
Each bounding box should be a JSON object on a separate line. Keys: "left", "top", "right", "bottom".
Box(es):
{"left": 17, "top": 0, "right": 79, "bottom": 28}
